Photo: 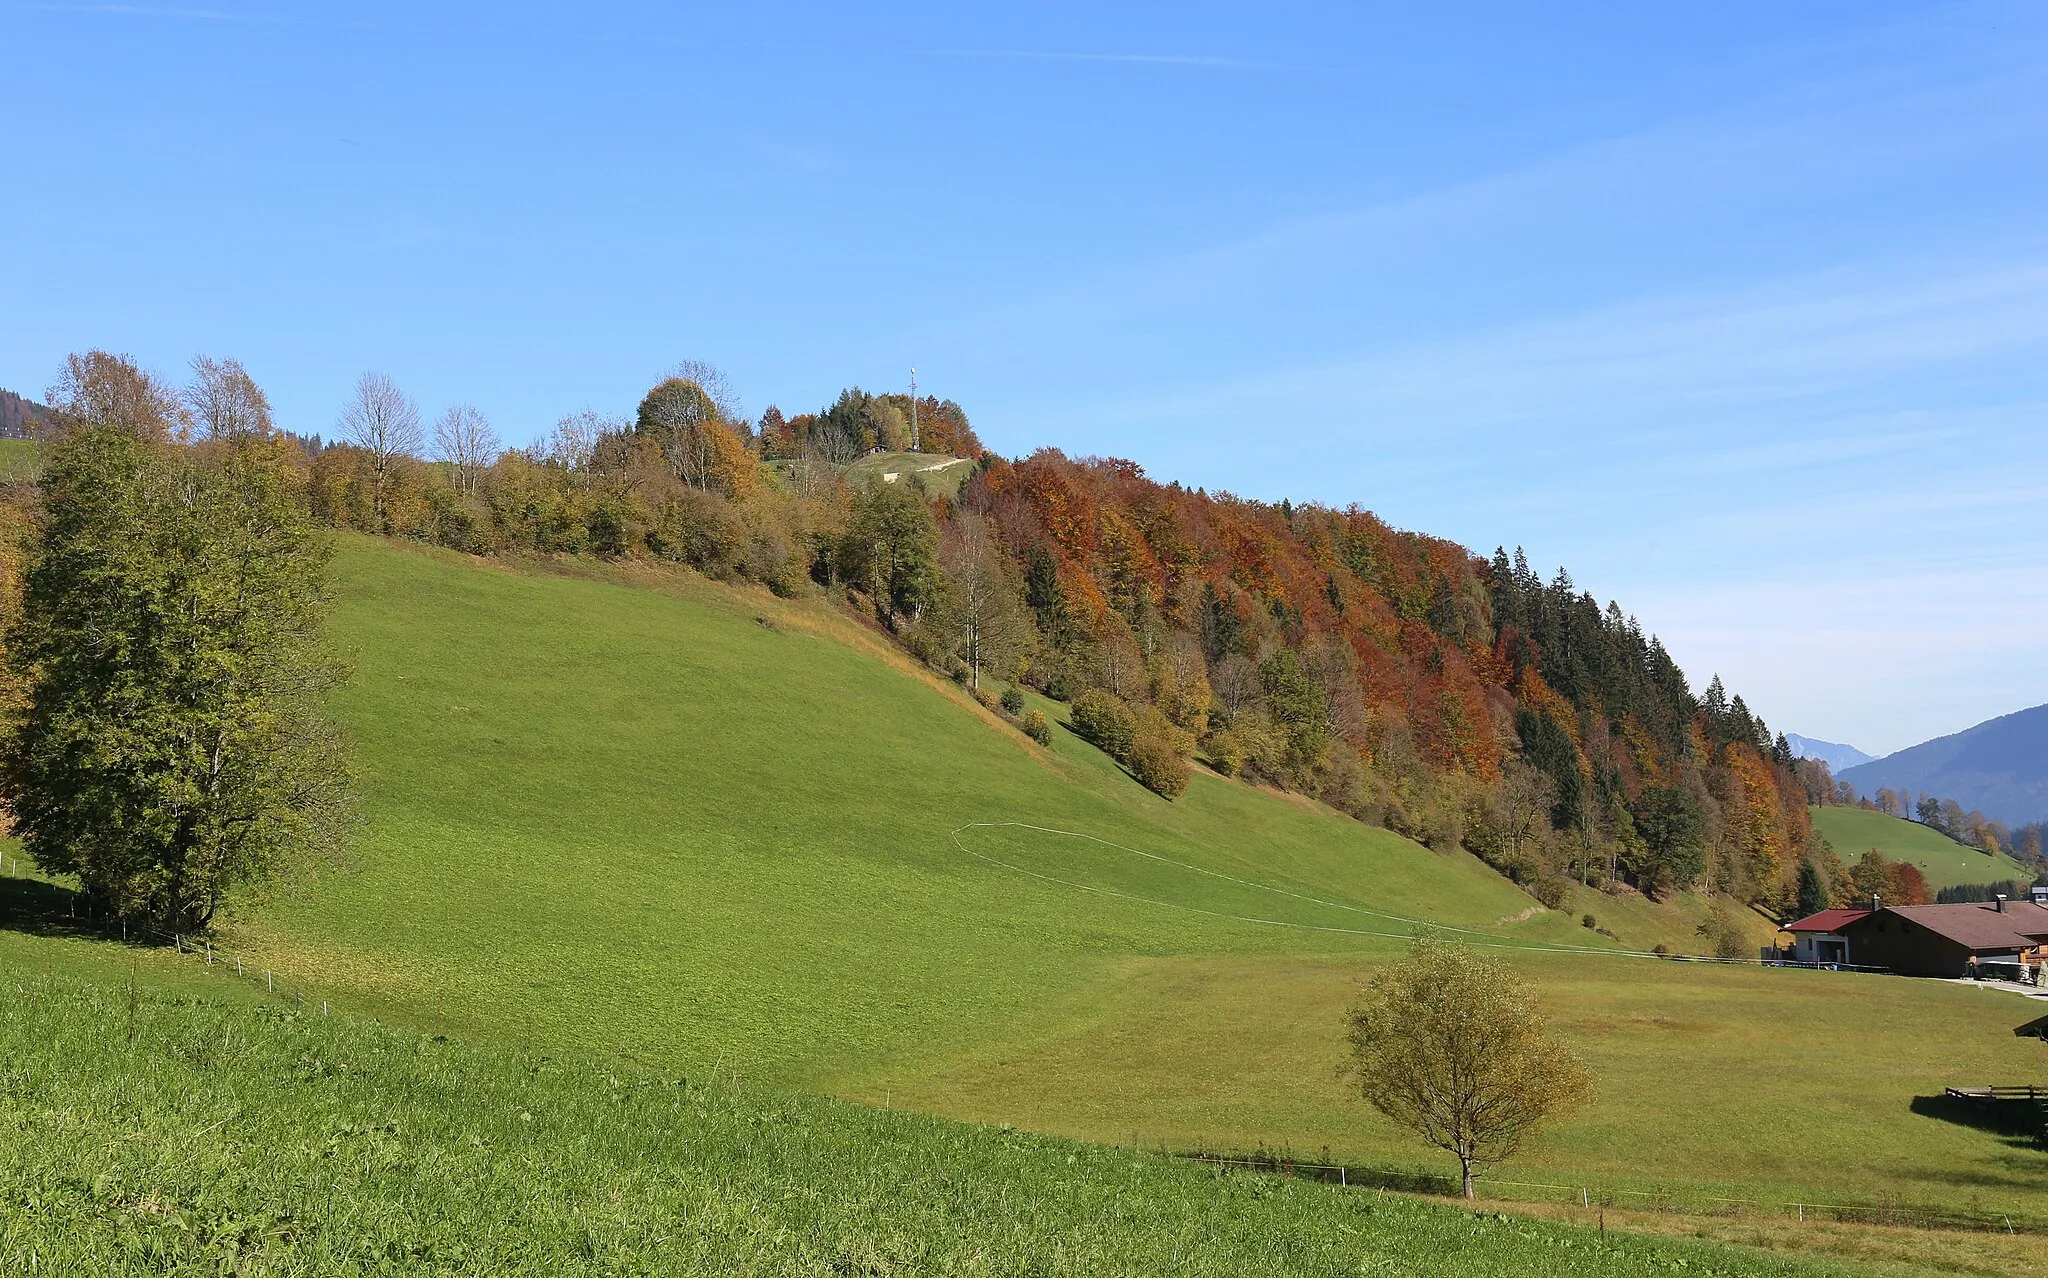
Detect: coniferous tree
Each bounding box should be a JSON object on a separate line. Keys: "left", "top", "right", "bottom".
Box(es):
{"left": 1795, "top": 859, "right": 1829, "bottom": 918}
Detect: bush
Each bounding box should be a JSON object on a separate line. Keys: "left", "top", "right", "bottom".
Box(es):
{"left": 1530, "top": 875, "right": 1572, "bottom": 910}
{"left": 1130, "top": 732, "right": 1191, "bottom": 799}
{"left": 1022, "top": 710, "right": 1052, "bottom": 747}
{"left": 1000, "top": 686, "right": 1025, "bottom": 716}
{"left": 973, "top": 686, "right": 999, "bottom": 712}
{"left": 1581, "top": 913, "right": 1598, "bottom": 930}
{"left": 1069, "top": 690, "right": 1135, "bottom": 764}
{"left": 1203, "top": 729, "right": 1245, "bottom": 777}
{"left": 1695, "top": 901, "right": 1751, "bottom": 960}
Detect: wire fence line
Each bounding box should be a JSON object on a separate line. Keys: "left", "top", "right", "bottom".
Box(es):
{"left": 1179, "top": 1150, "right": 2044, "bottom": 1236}
{"left": 0, "top": 866, "right": 333, "bottom": 1019}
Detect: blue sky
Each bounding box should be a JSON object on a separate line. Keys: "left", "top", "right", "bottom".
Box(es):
{"left": 4, "top": 1, "right": 2044, "bottom": 756}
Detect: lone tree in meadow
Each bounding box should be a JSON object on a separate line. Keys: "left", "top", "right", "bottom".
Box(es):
{"left": 1345, "top": 936, "right": 1591, "bottom": 1198}
{"left": 1, "top": 362, "right": 354, "bottom": 932}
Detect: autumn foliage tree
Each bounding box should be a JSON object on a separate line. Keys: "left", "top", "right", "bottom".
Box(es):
{"left": 52, "top": 354, "right": 1820, "bottom": 919}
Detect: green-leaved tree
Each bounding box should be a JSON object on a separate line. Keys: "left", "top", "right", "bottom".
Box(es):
{"left": 1346, "top": 937, "right": 1592, "bottom": 1198}
{"left": 1, "top": 418, "right": 354, "bottom": 932}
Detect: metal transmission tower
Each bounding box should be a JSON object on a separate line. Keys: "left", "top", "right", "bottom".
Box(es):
{"left": 908, "top": 368, "right": 919, "bottom": 452}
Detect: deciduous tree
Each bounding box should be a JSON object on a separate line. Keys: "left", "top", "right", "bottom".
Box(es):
{"left": 0, "top": 421, "right": 353, "bottom": 931}
{"left": 839, "top": 479, "right": 938, "bottom": 629}
{"left": 1346, "top": 937, "right": 1591, "bottom": 1198}
{"left": 186, "top": 356, "right": 273, "bottom": 442}
{"left": 433, "top": 404, "right": 500, "bottom": 497}
{"left": 338, "top": 372, "right": 424, "bottom": 531}
{"left": 47, "top": 350, "right": 183, "bottom": 439}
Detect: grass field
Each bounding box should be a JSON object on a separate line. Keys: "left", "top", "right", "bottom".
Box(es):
{"left": 1810, "top": 806, "right": 2038, "bottom": 891}
{"left": 0, "top": 438, "right": 42, "bottom": 483}
{"left": 0, "top": 958, "right": 1844, "bottom": 1277}
{"left": 842, "top": 448, "right": 975, "bottom": 497}
{"left": 4, "top": 536, "right": 2044, "bottom": 1272}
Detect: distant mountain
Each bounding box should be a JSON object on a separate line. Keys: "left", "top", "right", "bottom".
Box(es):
{"left": 1840, "top": 704, "right": 2048, "bottom": 828}
{"left": 1785, "top": 734, "right": 1876, "bottom": 772}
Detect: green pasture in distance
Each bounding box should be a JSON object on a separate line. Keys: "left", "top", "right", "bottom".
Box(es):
{"left": 0, "top": 970, "right": 1842, "bottom": 1277}
{"left": 89, "top": 535, "right": 2031, "bottom": 1225}
{"left": 0, "top": 439, "right": 42, "bottom": 483}
{"left": 842, "top": 449, "right": 975, "bottom": 497}
{"left": 1810, "top": 806, "right": 2038, "bottom": 891}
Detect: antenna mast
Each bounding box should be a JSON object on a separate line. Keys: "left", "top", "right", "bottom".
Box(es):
{"left": 909, "top": 367, "right": 919, "bottom": 452}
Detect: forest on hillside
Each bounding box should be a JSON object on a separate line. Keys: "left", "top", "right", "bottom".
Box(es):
{"left": 14, "top": 351, "right": 2030, "bottom": 922}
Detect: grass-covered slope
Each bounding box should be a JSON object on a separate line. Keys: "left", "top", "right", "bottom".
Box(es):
{"left": 0, "top": 963, "right": 1840, "bottom": 1278}
{"left": 155, "top": 538, "right": 2046, "bottom": 1222}
{"left": 246, "top": 537, "right": 1577, "bottom": 1081}
{"left": 841, "top": 449, "right": 974, "bottom": 497}
{"left": 1810, "top": 806, "right": 2037, "bottom": 891}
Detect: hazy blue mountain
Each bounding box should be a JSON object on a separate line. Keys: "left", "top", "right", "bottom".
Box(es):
{"left": 1839, "top": 704, "right": 2048, "bottom": 827}
{"left": 1786, "top": 734, "right": 1876, "bottom": 772}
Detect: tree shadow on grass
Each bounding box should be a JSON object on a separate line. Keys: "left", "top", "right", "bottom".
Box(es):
{"left": 0, "top": 874, "right": 109, "bottom": 941}
{"left": 1911, "top": 1093, "right": 2047, "bottom": 1156}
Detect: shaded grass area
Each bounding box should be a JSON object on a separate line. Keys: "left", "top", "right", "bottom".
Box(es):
{"left": 192, "top": 538, "right": 2048, "bottom": 1230}
{"left": 1810, "top": 806, "right": 2036, "bottom": 891}
{"left": 0, "top": 969, "right": 1838, "bottom": 1277}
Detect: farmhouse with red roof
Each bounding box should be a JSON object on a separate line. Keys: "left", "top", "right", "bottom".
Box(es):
{"left": 1786, "top": 897, "right": 2048, "bottom": 977}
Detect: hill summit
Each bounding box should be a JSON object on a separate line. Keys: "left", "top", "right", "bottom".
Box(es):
{"left": 1785, "top": 733, "right": 1875, "bottom": 772}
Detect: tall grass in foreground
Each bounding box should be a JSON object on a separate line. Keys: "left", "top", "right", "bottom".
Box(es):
{"left": 0, "top": 974, "right": 1834, "bottom": 1276}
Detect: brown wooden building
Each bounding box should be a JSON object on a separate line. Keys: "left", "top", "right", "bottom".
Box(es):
{"left": 1787, "top": 899, "right": 2048, "bottom": 977}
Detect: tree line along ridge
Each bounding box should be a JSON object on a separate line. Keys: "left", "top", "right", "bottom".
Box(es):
{"left": 10, "top": 347, "right": 2032, "bottom": 933}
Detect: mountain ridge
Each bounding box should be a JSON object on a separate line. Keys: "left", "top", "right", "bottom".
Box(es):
{"left": 1785, "top": 733, "right": 1875, "bottom": 772}
{"left": 1840, "top": 702, "right": 2048, "bottom": 828}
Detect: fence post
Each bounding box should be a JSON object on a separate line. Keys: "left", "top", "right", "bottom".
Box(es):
{"left": 265, "top": 970, "right": 272, "bottom": 992}
{"left": 236, "top": 957, "right": 243, "bottom": 977}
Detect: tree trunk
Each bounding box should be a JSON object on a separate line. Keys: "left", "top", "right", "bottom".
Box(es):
{"left": 1461, "top": 1156, "right": 1474, "bottom": 1199}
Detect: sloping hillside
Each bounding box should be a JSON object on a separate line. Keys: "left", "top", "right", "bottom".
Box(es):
{"left": 1809, "top": 806, "right": 2036, "bottom": 891}
{"left": 1841, "top": 704, "right": 2048, "bottom": 827}
{"left": 0, "top": 389, "right": 53, "bottom": 440}
{"left": 164, "top": 537, "right": 2040, "bottom": 1226}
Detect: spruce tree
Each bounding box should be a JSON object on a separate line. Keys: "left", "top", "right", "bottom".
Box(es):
{"left": 1795, "top": 859, "right": 1830, "bottom": 918}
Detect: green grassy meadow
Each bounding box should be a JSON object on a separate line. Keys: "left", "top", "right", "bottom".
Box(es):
{"left": 4, "top": 535, "right": 2044, "bottom": 1270}
{"left": 0, "top": 438, "right": 42, "bottom": 483}
{"left": 0, "top": 964, "right": 1845, "bottom": 1277}
{"left": 1810, "top": 806, "right": 2038, "bottom": 891}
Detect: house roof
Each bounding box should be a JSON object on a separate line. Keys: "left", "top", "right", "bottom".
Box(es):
{"left": 1879, "top": 901, "right": 2048, "bottom": 954}
{"left": 1785, "top": 909, "right": 1872, "bottom": 934}
{"left": 2018, "top": 1013, "right": 2048, "bottom": 1040}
